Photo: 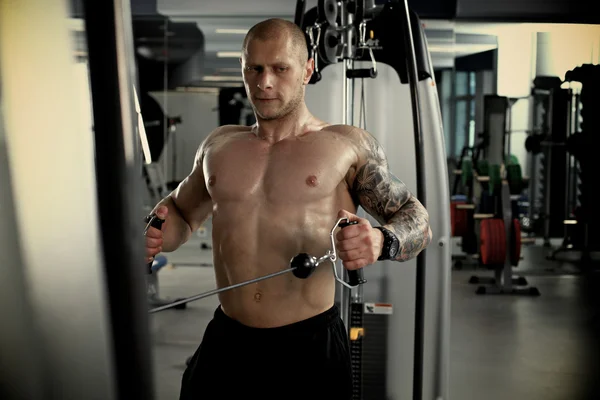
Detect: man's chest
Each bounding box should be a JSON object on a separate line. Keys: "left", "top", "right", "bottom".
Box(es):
{"left": 203, "top": 136, "right": 356, "bottom": 203}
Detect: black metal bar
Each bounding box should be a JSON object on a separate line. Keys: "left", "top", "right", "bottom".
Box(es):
{"left": 294, "top": 0, "right": 306, "bottom": 27}
{"left": 82, "top": 0, "right": 155, "bottom": 399}
{"left": 398, "top": 2, "right": 427, "bottom": 400}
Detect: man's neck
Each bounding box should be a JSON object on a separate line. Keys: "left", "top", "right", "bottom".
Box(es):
{"left": 253, "top": 103, "right": 312, "bottom": 143}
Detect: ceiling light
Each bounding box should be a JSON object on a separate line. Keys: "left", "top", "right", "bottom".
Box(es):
{"left": 68, "top": 18, "right": 85, "bottom": 32}
{"left": 427, "top": 44, "right": 496, "bottom": 53}
{"left": 217, "top": 51, "right": 242, "bottom": 58}
{"left": 202, "top": 75, "right": 244, "bottom": 82}
{"left": 217, "top": 68, "right": 242, "bottom": 73}
{"left": 175, "top": 87, "right": 221, "bottom": 94}
{"left": 216, "top": 28, "right": 248, "bottom": 34}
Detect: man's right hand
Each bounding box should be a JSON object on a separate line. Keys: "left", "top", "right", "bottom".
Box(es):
{"left": 145, "top": 206, "right": 168, "bottom": 264}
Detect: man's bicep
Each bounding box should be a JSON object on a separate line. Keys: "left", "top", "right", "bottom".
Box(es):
{"left": 351, "top": 161, "right": 413, "bottom": 223}
{"left": 349, "top": 129, "right": 413, "bottom": 222}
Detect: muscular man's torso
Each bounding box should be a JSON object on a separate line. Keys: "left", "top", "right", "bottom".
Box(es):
{"left": 202, "top": 124, "right": 359, "bottom": 327}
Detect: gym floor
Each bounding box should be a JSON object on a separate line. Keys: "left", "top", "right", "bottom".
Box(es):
{"left": 149, "top": 237, "right": 600, "bottom": 400}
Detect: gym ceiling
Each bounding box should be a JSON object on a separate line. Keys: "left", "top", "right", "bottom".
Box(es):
{"left": 70, "top": 0, "right": 599, "bottom": 90}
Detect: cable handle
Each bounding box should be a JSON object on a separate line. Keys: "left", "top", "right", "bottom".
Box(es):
{"left": 144, "top": 214, "right": 165, "bottom": 274}
{"left": 338, "top": 220, "right": 367, "bottom": 287}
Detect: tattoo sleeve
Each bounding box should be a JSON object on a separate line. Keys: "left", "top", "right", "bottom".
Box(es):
{"left": 351, "top": 131, "right": 432, "bottom": 262}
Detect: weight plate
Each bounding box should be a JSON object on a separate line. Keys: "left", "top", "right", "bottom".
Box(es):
{"left": 525, "top": 134, "right": 544, "bottom": 154}
{"left": 451, "top": 201, "right": 469, "bottom": 237}
{"left": 477, "top": 159, "right": 489, "bottom": 177}
{"left": 480, "top": 219, "right": 492, "bottom": 265}
{"left": 480, "top": 218, "right": 506, "bottom": 265}
{"left": 488, "top": 164, "right": 501, "bottom": 195}
{"left": 450, "top": 201, "right": 459, "bottom": 237}
{"left": 494, "top": 218, "right": 507, "bottom": 265}
{"left": 505, "top": 154, "right": 519, "bottom": 166}
{"left": 319, "top": 25, "right": 340, "bottom": 64}
{"left": 318, "top": 0, "right": 339, "bottom": 26}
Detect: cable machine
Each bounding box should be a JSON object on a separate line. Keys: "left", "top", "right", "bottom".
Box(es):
{"left": 295, "top": 1, "right": 451, "bottom": 399}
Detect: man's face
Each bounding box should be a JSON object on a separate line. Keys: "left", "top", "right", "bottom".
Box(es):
{"left": 241, "top": 35, "right": 313, "bottom": 121}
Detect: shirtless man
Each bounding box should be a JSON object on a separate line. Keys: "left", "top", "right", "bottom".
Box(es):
{"left": 144, "top": 18, "right": 432, "bottom": 400}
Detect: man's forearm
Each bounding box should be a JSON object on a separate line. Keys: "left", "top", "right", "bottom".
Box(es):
{"left": 151, "top": 196, "right": 193, "bottom": 252}
{"left": 383, "top": 198, "right": 432, "bottom": 262}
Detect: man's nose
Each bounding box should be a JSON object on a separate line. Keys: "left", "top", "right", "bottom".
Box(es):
{"left": 257, "top": 72, "right": 274, "bottom": 90}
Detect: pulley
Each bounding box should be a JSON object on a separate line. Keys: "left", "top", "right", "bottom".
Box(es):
{"left": 318, "top": 0, "right": 339, "bottom": 27}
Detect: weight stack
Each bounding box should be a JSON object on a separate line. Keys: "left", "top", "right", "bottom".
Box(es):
{"left": 350, "top": 302, "right": 363, "bottom": 400}
{"left": 529, "top": 79, "right": 555, "bottom": 236}
{"left": 354, "top": 303, "right": 391, "bottom": 400}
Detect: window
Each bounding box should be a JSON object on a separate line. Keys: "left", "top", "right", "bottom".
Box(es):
{"left": 452, "top": 71, "right": 476, "bottom": 159}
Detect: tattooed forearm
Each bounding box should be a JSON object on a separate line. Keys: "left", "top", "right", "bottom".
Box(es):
{"left": 351, "top": 132, "right": 432, "bottom": 262}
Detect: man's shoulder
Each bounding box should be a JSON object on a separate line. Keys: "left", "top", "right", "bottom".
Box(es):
{"left": 196, "top": 125, "right": 251, "bottom": 161}
{"left": 210, "top": 124, "right": 252, "bottom": 138}
{"left": 322, "top": 124, "right": 385, "bottom": 164}
{"left": 203, "top": 125, "right": 252, "bottom": 145}
{"left": 321, "top": 124, "right": 372, "bottom": 144}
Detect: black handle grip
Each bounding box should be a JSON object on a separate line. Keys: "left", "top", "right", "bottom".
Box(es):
{"left": 145, "top": 214, "right": 165, "bottom": 274}
{"left": 346, "top": 68, "right": 378, "bottom": 79}
{"left": 339, "top": 220, "right": 367, "bottom": 286}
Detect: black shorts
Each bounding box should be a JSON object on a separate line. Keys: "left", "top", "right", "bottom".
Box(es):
{"left": 179, "top": 305, "right": 353, "bottom": 400}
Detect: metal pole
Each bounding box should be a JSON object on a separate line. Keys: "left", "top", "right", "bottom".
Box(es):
{"left": 339, "top": 58, "right": 355, "bottom": 328}
{"left": 339, "top": 1, "right": 356, "bottom": 329}
{"left": 398, "top": 2, "right": 428, "bottom": 399}
{"left": 82, "top": 0, "right": 155, "bottom": 398}
{"left": 543, "top": 91, "right": 554, "bottom": 246}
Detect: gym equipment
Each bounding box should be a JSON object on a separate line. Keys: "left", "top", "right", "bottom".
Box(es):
{"left": 510, "top": 218, "right": 522, "bottom": 266}
{"left": 297, "top": 1, "right": 451, "bottom": 400}
{"left": 479, "top": 219, "right": 506, "bottom": 265}
{"left": 525, "top": 76, "right": 570, "bottom": 245}
{"left": 460, "top": 159, "right": 473, "bottom": 187}
{"left": 472, "top": 182, "right": 540, "bottom": 296}
{"left": 487, "top": 163, "right": 501, "bottom": 195}
{"left": 450, "top": 200, "right": 470, "bottom": 237}
{"left": 525, "top": 67, "right": 600, "bottom": 265}
{"left": 144, "top": 214, "right": 164, "bottom": 274}
{"left": 506, "top": 163, "right": 523, "bottom": 194}
{"left": 547, "top": 64, "right": 600, "bottom": 265}
{"left": 453, "top": 95, "right": 538, "bottom": 295}
{"left": 218, "top": 88, "right": 256, "bottom": 126}
{"left": 143, "top": 214, "right": 188, "bottom": 310}
{"left": 133, "top": 87, "right": 183, "bottom": 205}
{"left": 147, "top": 218, "right": 365, "bottom": 314}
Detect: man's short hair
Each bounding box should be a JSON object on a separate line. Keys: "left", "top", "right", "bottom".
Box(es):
{"left": 242, "top": 18, "right": 309, "bottom": 64}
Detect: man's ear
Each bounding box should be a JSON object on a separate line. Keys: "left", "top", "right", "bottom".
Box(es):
{"left": 304, "top": 58, "right": 315, "bottom": 84}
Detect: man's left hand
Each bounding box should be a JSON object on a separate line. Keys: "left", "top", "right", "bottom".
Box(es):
{"left": 335, "top": 209, "right": 384, "bottom": 270}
